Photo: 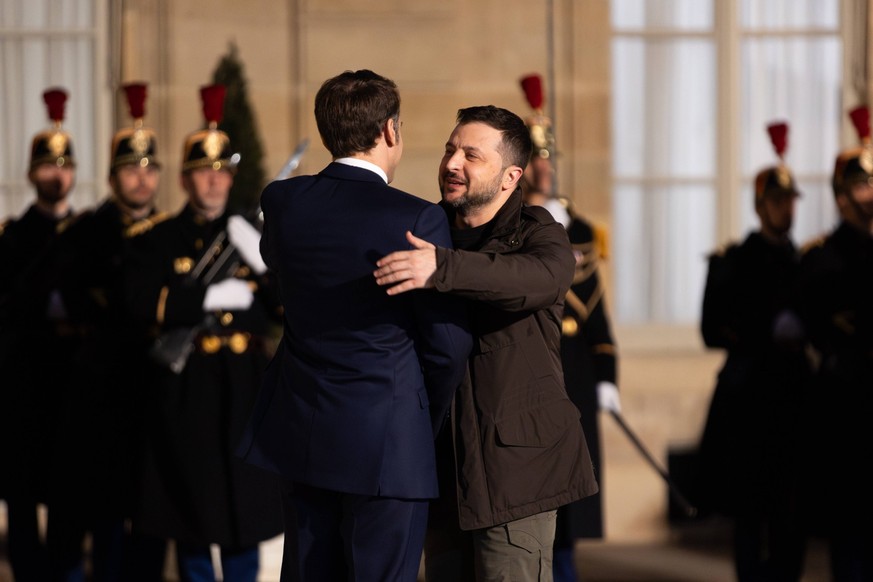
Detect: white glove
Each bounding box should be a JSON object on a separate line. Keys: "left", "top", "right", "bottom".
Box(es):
{"left": 597, "top": 381, "right": 621, "bottom": 413}
{"left": 227, "top": 215, "right": 268, "bottom": 275}
{"left": 203, "top": 278, "right": 254, "bottom": 311}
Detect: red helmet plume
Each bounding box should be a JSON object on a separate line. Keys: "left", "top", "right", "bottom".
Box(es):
{"left": 200, "top": 84, "right": 227, "bottom": 128}
{"left": 767, "top": 122, "right": 788, "bottom": 159}
{"left": 123, "top": 82, "right": 148, "bottom": 121}
{"left": 520, "top": 74, "right": 544, "bottom": 111}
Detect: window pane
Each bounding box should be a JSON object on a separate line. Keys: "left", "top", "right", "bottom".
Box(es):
{"left": 0, "top": 0, "right": 101, "bottom": 217}
{"left": 740, "top": 0, "right": 838, "bottom": 29}
{"left": 614, "top": 184, "right": 715, "bottom": 325}
{"left": 613, "top": 38, "right": 716, "bottom": 179}
{"left": 739, "top": 36, "right": 841, "bottom": 238}
{"left": 741, "top": 38, "right": 840, "bottom": 176}
{"left": 19, "top": 1, "right": 43, "bottom": 27}
{"left": 793, "top": 177, "right": 838, "bottom": 243}
{"left": 612, "top": 0, "right": 713, "bottom": 30}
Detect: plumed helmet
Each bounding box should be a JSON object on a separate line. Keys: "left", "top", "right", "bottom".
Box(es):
{"left": 30, "top": 88, "right": 76, "bottom": 171}
{"left": 110, "top": 82, "right": 161, "bottom": 172}
{"left": 181, "top": 84, "right": 236, "bottom": 173}
{"left": 753, "top": 121, "right": 798, "bottom": 202}
{"left": 519, "top": 73, "right": 555, "bottom": 160}
{"left": 832, "top": 105, "right": 873, "bottom": 195}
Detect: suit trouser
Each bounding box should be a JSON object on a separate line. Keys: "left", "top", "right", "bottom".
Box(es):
{"left": 424, "top": 508, "right": 557, "bottom": 582}
{"left": 280, "top": 480, "right": 429, "bottom": 582}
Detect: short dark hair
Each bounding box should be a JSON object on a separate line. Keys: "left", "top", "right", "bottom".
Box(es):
{"left": 314, "top": 69, "right": 400, "bottom": 159}
{"left": 456, "top": 105, "right": 532, "bottom": 170}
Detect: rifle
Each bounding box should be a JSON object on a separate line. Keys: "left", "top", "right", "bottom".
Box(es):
{"left": 148, "top": 229, "right": 237, "bottom": 374}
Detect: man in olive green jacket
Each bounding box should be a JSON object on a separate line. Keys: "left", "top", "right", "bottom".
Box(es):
{"left": 375, "top": 105, "right": 598, "bottom": 581}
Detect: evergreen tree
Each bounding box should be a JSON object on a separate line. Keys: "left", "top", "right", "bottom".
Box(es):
{"left": 211, "top": 41, "right": 267, "bottom": 214}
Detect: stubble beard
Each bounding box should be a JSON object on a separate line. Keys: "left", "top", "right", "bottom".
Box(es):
{"left": 35, "top": 179, "right": 69, "bottom": 205}
{"left": 442, "top": 172, "right": 502, "bottom": 217}
{"left": 847, "top": 190, "right": 873, "bottom": 228}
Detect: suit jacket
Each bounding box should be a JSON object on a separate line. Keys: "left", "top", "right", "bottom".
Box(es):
{"left": 238, "top": 162, "right": 472, "bottom": 500}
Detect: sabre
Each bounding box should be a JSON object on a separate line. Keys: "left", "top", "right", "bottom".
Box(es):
{"left": 272, "top": 138, "right": 310, "bottom": 181}
{"left": 253, "top": 138, "right": 311, "bottom": 223}
{"left": 608, "top": 410, "right": 698, "bottom": 518}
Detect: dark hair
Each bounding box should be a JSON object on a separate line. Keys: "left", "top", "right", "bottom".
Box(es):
{"left": 314, "top": 69, "right": 400, "bottom": 158}
{"left": 456, "top": 105, "right": 532, "bottom": 170}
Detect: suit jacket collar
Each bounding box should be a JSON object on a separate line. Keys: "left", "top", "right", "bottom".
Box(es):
{"left": 320, "top": 161, "right": 387, "bottom": 184}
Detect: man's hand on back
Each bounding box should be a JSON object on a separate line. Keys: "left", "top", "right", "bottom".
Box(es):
{"left": 374, "top": 231, "right": 438, "bottom": 295}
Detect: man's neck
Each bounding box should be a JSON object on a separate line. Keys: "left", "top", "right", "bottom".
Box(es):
{"left": 34, "top": 198, "right": 70, "bottom": 219}
{"left": 191, "top": 205, "right": 225, "bottom": 222}
{"left": 758, "top": 226, "right": 790, "bottom": 244}
{"left": 840, "top": 209, "right": 873, "bottom": 236}
{"left": 113, "top": 197, "right": 153, "bottom": 221}
{"left": 455, "top": 190, "right": 512, "bottom": 229}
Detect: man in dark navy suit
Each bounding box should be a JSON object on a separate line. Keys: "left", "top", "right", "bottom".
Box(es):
{"left": 237, "top": 69, "right": 472, "bottom": 582}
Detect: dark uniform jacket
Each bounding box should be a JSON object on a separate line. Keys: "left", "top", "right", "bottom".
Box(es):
{"left": 697, "top": 231, "right": 811, "bottom": 516}
{"left": 797, "top": 221, "right": 873, "bottom": 531}
{"left": 50, "top": 198, "right": 159, "bottom": 519}
{"left": 433, "top": 189, "right": 599, "bottom": 530}
{"left": 124, "top": 204, "right": 284, "bottom": 547}
{"left": 555, "top": 211, "right": 617, "bottom": 541}
{"left": 0, "top": 205, "right": 77, "bottom": 501}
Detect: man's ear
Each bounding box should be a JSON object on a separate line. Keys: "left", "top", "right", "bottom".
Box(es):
{"left": 385, "top": 118, "right": 399, "bottom": 147}
{"left": 502, "top": 165, "right": 524, "bottom": 191}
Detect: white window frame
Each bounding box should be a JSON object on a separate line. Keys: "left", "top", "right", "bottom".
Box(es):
{"left": 0, "top": 0, "right": 111, "bottom": 219}
{"left": 611, "top": 0, "right": 852, "bottom": 352}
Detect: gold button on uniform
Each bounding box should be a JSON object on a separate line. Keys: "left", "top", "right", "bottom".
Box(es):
{"left": 562, "top": 316, "right": 579, "bottom": 337}
{"left": 198, "top": 332, "right": 250, "bottom": 354}
{"left": 228, "top": 332, "right": 249, "bottom": 354}
{"left": 200, "top": 335, "right": 221, "bottom": 354}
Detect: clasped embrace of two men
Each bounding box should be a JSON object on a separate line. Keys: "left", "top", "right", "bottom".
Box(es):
{"left": 238, "top": 68, "right": 597, "bottom": 582}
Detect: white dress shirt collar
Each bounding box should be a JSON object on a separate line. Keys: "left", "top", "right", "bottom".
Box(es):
{"left": 334, "top": 157, "right": 388, "bottom": 184}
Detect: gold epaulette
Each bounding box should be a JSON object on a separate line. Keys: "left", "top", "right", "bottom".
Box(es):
{"left": 57, "top": 210, "right": 89, "bottom": 234}
{"left": 709, "top": 240, "right": 737, "bottom": 258}
{"left": 125, "top": 211, "right": 171, "bottom": 238}
{"left": 0, "top": 218, "right": 9, "bottom": 237}
{"left": 593, "top": 222, "right": 609, "bottom": 260}
{"left": 800, "top": 233, "right": 827, "bottom": 255}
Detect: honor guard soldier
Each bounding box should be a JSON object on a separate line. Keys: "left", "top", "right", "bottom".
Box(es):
{"left": 798, "top": 106, "right": 873, "bottom": 581}
{"left": 45, "top": 82, "right": 165, "bottom": 581}
{"left": 0, "top": 87, "right": 79, "bottom": 582}
{"left": 519, "top": 73, "right": 620, "bottom": 582}
{"left": 124, "top": 84, "right": 284, "bottom": 582}
{"left": 698, "top": 121, "right": 811, "bottom": 581}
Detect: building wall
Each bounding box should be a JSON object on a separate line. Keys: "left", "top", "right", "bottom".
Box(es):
{"left": 118, "top": 0, "right": 722, "bottom": 542}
